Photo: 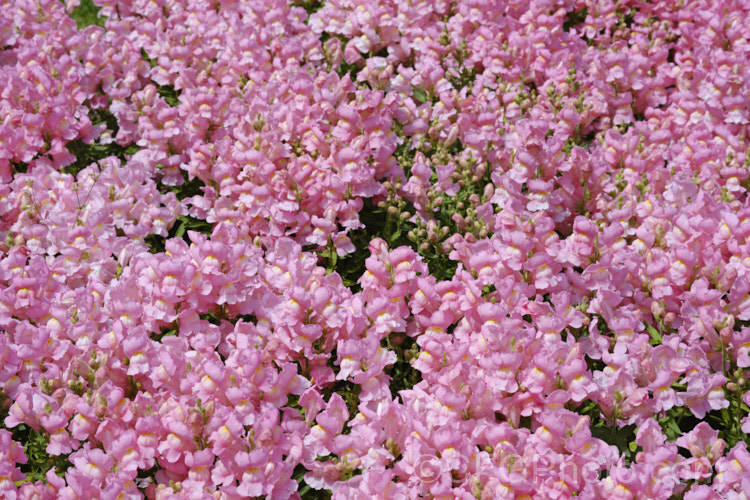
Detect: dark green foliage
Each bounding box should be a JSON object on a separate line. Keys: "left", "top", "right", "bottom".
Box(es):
{"left": 157, "top": 85, "right": 181, "bottom": 107}
{"left": 172, "top": 214, "right": 213, "bottom": 239}
{"left": 323, "top": 198, "right": 417, "bottom": 292}
{"left": 322, "top": 380, "right": 361, "bottom": 428}
{"left": 618, "top": 7, "right": 637, "bottom": 30}
{"left": 293, "top": 464, "right": 333, "bottom": 499}
{"left": 62, "top": 139, "right": 136, "bottom": 177}
{"left": 151, "top": 323, "right": 178, "bottom": 341}
{"left": 574, "top": 401, "right": 639, "bottom": 464}
{"left": 411, "top": 84, "right": 430, "bottom": 104}
{"left": 144, "top": 215, "right": 213, "bottom": 254}
{"left": 62, "top": 107, "right": 139, "bottom": 177}
{"left": 294, "top": 0, "right": 324, "bottom": 17}
{"left": 136, "top": 464, "right": 161, "bottom": 494}
{"left": 10, "top": 162, "right": 28, "bottom": 175}
{"left": 146, "top": 169, "right": 212, "bottom": 253}
{"left": 563, "top": 7, "right": 588, "bottom": 33}
{"left": 446, "top": 40, "right": 476, "bottom": 92}
{"left": 335, "top": 59, "right": 361, "bottom": 82}
{"left": 384, "top": 334, "right": 422, "bottom": 398}
{"left": 140, "top": 48, "right": 157, "bottom": 69}
{"left": 70, "top": 0, "right": 106, "bottom": 29}
{"left": 10, "top": 424, "right": 71, "bottom": 483}
{"left": 158, "top": 171, "right": 207, "bottom": 202}
{"left": 319, "top": 33, "right": 362, "bottom": 80}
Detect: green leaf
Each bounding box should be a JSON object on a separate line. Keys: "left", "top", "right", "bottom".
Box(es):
{"left": 412, "top": 84, "right": 428, "bottom": 104}
{"left": 328, "top": 248, "right": 337, "bottom": 268}
{"left": 157, "top": 85, "right": 181, "bottom": 107}
{"left": 646, "top": 323, "right": 661, "bottom": 345}
{"left": 70, "top": 0, "right": 106, "bottom": 29}
{"left": 174, "top": 219, "right": 187, "bottom": 238}
{"left": 562, "top": 7, "right": 588, "bottom": 33}
{"left": 663, "top": 417, "right": 682, "bottom": 440}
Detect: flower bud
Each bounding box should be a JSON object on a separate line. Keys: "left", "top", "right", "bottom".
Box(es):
{"left": 664, "top": 312, "right": 676, "bottom": 326}
{"left": 203, "top": 400, "right": 215, "bottom": 419}
{"left": 651, "top": 301, "right": 664, "bottom": 319}
{"left": 445, "top": 123, "right": 459, "bottom": 147}
{"left": 452, "top": 213, "right": 465, "bottom": 228}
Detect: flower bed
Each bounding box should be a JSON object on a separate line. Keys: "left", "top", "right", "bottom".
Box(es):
{"left": 2, "top": 0, "right": 750, "bottom": 498}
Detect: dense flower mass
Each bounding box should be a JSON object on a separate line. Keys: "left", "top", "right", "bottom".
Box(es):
{"left": 2, "top": 0, "right": 750, "bottom": 497}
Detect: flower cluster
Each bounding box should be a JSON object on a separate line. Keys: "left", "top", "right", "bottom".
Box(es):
{"left": 2, "top": 0, "right": 750, "bottom": 498}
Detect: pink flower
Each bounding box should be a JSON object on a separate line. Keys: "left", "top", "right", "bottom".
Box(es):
{"left": 69, "top": 444, "right": 114, "bottom": 484}
{"left": 676, "top": 422, "right": 726, "bottom": 463}
{"left": 304, "top": 393, "right": 350, "bottom": 456}
{"left": 683, "top": 484, "right": 722, "bottom": 500}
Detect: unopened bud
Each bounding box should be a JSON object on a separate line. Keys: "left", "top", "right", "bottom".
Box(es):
{"left": 718, "top": 267, "right": 738, "bottom": 289}
{"left": 203, "top": 400, "right": 215, "bottom": 419}
{"left": 651, "top": 301, "right": 664, "bottom": 319}
{"left": 445, "top": 123, "right": 459, "bottom": 147}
